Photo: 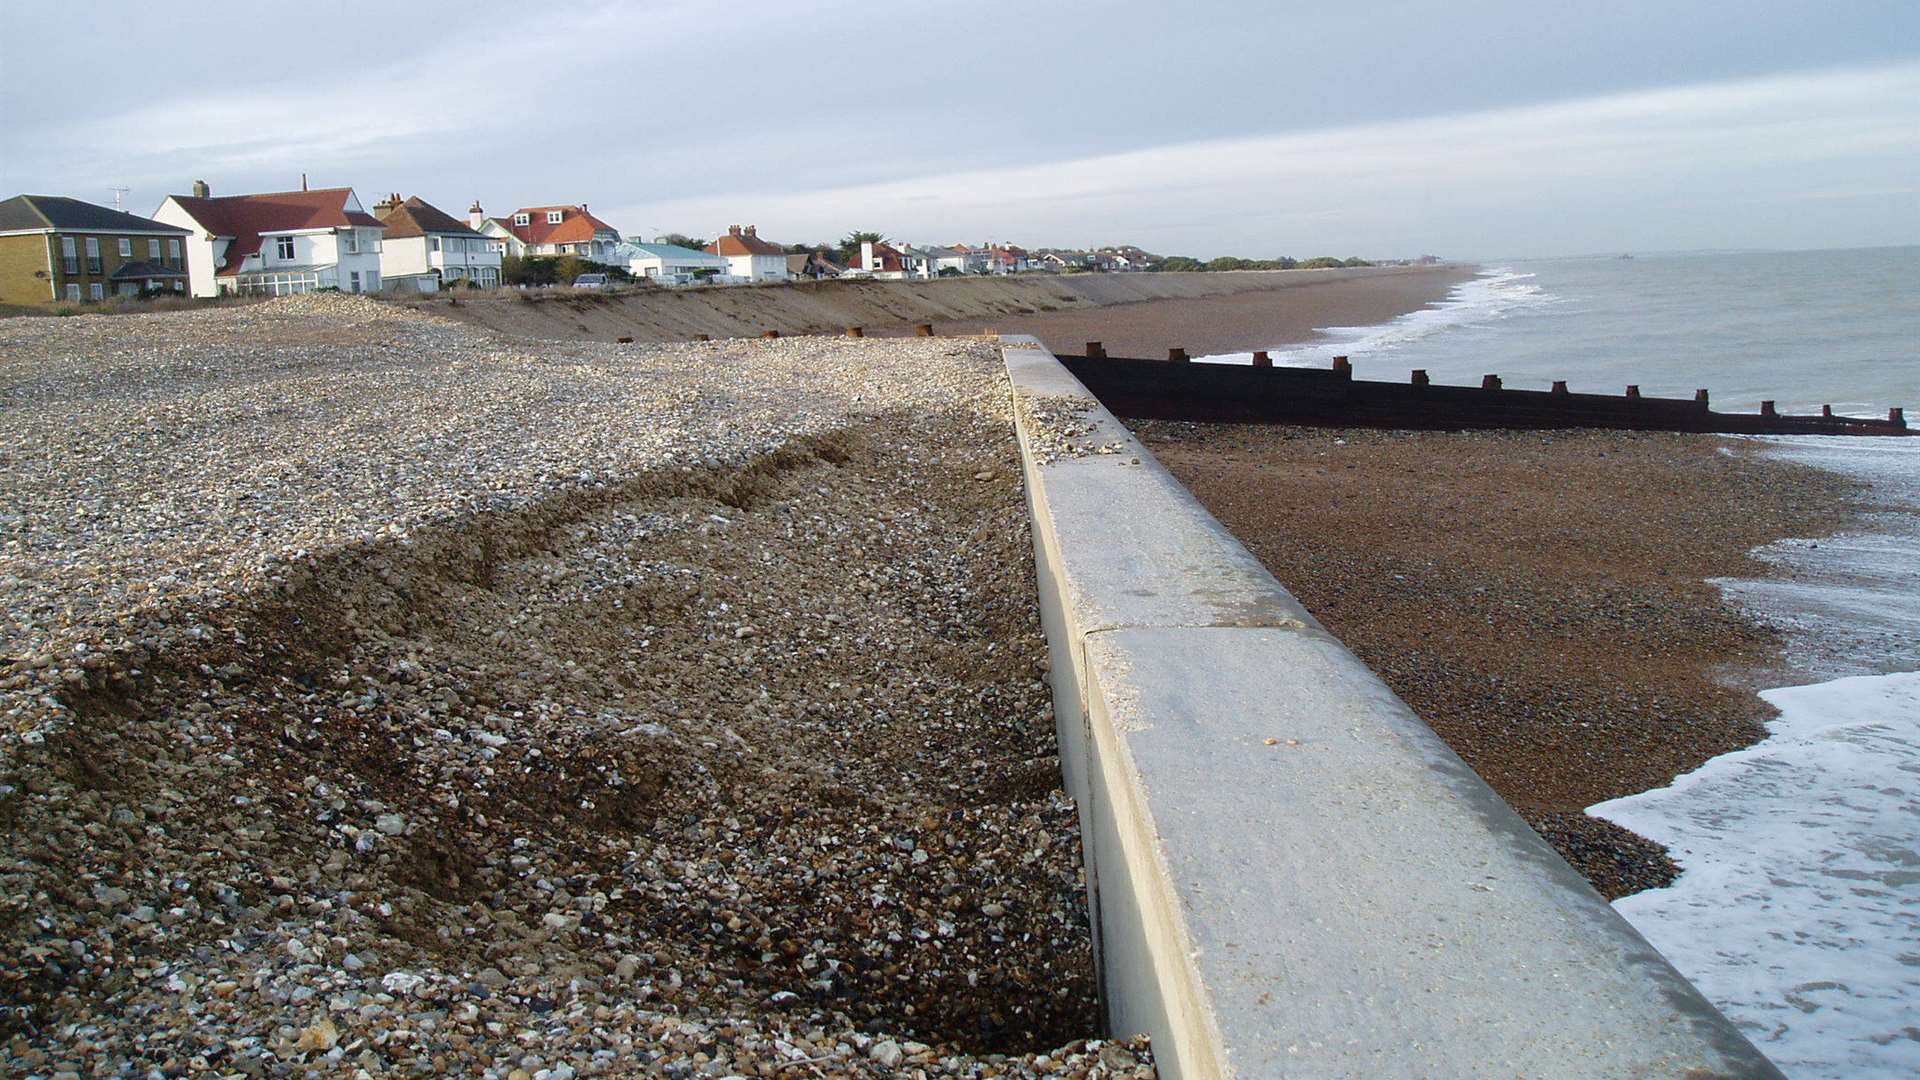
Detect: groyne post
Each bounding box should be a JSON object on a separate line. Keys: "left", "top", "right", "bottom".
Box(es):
{"left": 615, "top": 335, "right": 633, "bottom": 344}
{"left": 1252, "top": 351, "right": 1272, "bottom": 368}
{"left": 1822, "top": 405, "right": 1833, "bottom": 418}
{"left": 915, "top": 323, "right": 935, "bottom": 337}
{"left": 694, "top": 333, "right": 711, "bottom": 341}
{"left": 1087, "top": 341, "right": 1107, "bottom": 359}
{"left": 1331, "top": 355, "right": 1352, "bottom": 379}
{"left": 762, "top": 330, "right": 781, "bottom": 339}
{"left": 1552, "top": 380, "right": 1570, "bottom": 396}
{"left": 1169, "top": 348, "right": 1190, "bottom": 364}
{"left": 1482, "top": 374, "right": 1502, "bottom": 391}
{"left": 1411, "top": 369, "right": 1429, "bottom": 388}
{"left": 1626, "top": 385, "right": 1641, "bottom": 399}
{"left": 1761, "top": 401, "right": 1777, "bottom": 418}
{"left": 1893, "top": 407, "right": 1907, "bottom": 427}
{"left": 1695, "top": 389, "right": 1710, "bottom": 409}
{"left": 846, "top": 326, "right": 864, "bottom": 337}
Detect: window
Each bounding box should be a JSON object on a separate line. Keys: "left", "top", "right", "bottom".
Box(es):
{"left": 546, "top": 210, "right": 564, "bottom": 224}
{"left": 61, "top": 236, "right": 77, "bottom": 274}
{"left": 85, "top": 237, "right": 101, "bottom": 273}
{"left": 167, "top": 239, "right": 180, "bottom": 262}
{"left": 148, "top": 238, "right": 161, "bottom": 258}
{"left": 349, "top": 271, "right": 361, "bottom": 293}
{"left": 430, "top": 236, "right": 441, "bottom": 252}
{"left": 275, "top": 236, "right": 296, "bottom": 260}
{"left": 65, "top": 283, "right": 80, "bottom": 301}
{"left": 88, "top": 283, "right": 103, "bottom": 301}
{"left": 118, "top": 238, "right": 132, "bottom": 257}
{"left": 513, "top": 213, "right": 529, "bottom": 227}
{"left": 341, "top": 230, "right": 358, "bottom": 254}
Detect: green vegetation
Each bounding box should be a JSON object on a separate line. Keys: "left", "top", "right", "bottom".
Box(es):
{"left": 501, "top": 255, "right": 633, "bottom": 287}
{"left": 837, "top": 231, "right": 886, "bottom": 263}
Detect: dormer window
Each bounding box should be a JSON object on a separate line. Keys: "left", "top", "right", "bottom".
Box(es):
{"left": 275, "top": 236, "right": 296, "bottom": 260}
{"left": 341, "top": 231, "right": 358, "bottom": 254}
{"left": 547, "top": 210, "right": 564, "bottom": 225}
{"left": 513, "top": 213, "right": 529, "bottom": 227}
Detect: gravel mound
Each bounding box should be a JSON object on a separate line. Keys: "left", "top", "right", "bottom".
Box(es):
{"left": 0, "top": 296, "right": 1151, "bottom": 1077}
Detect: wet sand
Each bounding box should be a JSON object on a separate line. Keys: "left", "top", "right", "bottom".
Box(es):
{"left": 1133, "top": 421, "right": 1862, "bottom": 899}
{"left": 944, "top": 265, "right": 1477, "bottom": 358}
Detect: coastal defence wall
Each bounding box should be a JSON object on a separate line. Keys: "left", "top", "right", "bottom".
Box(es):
{"left": 1002, "top": 334, "right": 1782, "bottom": 1079}
{"left": 408, "top": 267, "right": 1445, "bottom": 344}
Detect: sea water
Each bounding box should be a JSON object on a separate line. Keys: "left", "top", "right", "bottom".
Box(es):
{"left": 1205, "top": 248, "right": 1919, "bottom": 1077}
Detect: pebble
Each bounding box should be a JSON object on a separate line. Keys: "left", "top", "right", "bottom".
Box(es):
{"left": 0, "top": 296, "right": 1154, "bottom": 1078}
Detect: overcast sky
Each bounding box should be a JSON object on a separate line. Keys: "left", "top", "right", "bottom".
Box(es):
{"left": 4, "top": 1, "right": 1916, "bottom": 259}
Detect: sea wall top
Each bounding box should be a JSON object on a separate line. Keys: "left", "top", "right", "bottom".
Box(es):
{"left": 1002, "top": 333, "right": 1782, "bottom": 1079}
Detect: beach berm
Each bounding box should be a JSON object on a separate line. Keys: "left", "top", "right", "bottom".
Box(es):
{"left": 0, "top": 296, "right": 1149, "bottom": 1077}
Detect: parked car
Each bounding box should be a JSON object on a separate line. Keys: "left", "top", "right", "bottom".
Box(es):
{"left": 572, "top": 273, "right": 609, "bottom": 290}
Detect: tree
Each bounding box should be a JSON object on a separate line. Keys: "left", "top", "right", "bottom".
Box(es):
{"left": 1298, "top": 256, "right": 1345, "bottom": 269}
{"left": 1341, "top": 256, "right": 1373, "bottom": 267}
{"left": 838, "top": 231, "right": 886, "bottom": 262}
{"left": 1154, "top": 256, "right": 1204, "bottom": 273}
{"left": 657, "top": 233, "right": 708, "bottom": 251}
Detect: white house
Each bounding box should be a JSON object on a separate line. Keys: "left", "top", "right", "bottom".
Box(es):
{"left": 851, "top": 240, "right": 934, "bottom": 280}
{"left": 370, "top": 195, "right": 500, "bottom": 291}
{"left": 153, "top": 182, "right": 386, "bottom": 297}
{"left": 476, "top": 203, "right": 622, "bottom": 262}
{"left": 624, "top": 242, "right": 729, "bottom": 285}
{"left": 706, "top": 225, "right": 791, "bottom": 282}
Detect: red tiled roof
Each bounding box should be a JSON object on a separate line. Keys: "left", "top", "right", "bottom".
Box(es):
{"left": 166, "top": 188, "right": 384, "bottom": 275}
{"left": 707, "top": 225, "right": 786, "bottom": 258}
{"left": 500, "top": 205, "right": 618, "bottom": 247}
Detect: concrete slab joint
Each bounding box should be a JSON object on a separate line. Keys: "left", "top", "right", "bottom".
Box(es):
{"left": 998, "top": 334, "right": 1782, "bottom": 1080}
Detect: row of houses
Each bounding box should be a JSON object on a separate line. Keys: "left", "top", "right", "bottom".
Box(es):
{"left": 0, "top": 181, "right": 1157, "bottom": 305}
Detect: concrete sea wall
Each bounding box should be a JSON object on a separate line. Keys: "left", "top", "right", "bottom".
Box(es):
{"left": 1002, "top": 335, "right": 1781, "bottom": 1079}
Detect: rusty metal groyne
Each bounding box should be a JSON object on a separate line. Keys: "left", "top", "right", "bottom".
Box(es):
{"left": 1060, "top": 344, "right": 1911, "bottom": 436}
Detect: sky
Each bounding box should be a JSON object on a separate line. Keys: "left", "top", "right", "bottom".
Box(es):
{"left": 3, "top": 1, "right": 1916, "bottom": 259}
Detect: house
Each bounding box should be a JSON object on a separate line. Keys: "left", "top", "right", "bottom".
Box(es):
{"left": 153, "top": 182, "right": 387, "bottom": 297}
{"left": 706, "top": 225, "right": 791, "bottom": 282}
{"left": 371, "top": 194, "right": 501, "bottom": 291}
{"left": 849, "top": 240, "right": 934, "bottom": 280}
{"left": 788, "top": 251, "right": 844, "bottom": 280}
{"left": 922, "top": 246, "right": 974, "bottom": 276}
{"left": 626, "top": 242, "right": 729, "bottom": 285}
{"left": 984, "top": 244, "right": 1031, "bottom": 274}
{"left": 478, "top": 204, "right": 622, "bottom": 262}
{"left": 0, "top": 194, "right": 192, "bottom": 305}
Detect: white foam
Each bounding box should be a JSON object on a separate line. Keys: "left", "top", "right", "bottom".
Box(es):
{"left": 1195, "top": 267, "right": 1562, "bottom": 366}
{"left": 1594, "top": 435, "right": 1920, "bottom": 1078}
{"left": 1591, "top": 673, "right": 1920, "bottom": 1079}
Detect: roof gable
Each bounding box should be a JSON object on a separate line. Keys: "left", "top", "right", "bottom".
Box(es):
{"left": 502, "top": 205, "right": 619, "bottom": 246}
{"left": 164, "top": 188, "right": 383, "bottom": 274}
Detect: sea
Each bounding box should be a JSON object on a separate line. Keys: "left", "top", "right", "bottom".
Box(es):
{"left": 1206, "top": 247, "right": 1919, "bottom": 1078}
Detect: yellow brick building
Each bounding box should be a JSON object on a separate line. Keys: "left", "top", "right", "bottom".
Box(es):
{"left": 0, "top": 195, "right": 192, "bottom": 306}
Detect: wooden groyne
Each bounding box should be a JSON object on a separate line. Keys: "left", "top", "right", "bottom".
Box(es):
{"left": 1059, "top": 344, "right": 1911, "bottom": 436}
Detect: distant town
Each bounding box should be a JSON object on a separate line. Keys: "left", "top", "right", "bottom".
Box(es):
{"left": 0, "top": 183, "right": 1434, "bottom": 307}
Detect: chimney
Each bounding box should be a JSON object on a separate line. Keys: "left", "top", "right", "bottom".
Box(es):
{"left": 861, "top": 240, "right": 875, "bottom": 269}
{"left": 469, "top": 200, "right": 484, "bottom": 230}
{"left": 372, "top": 193, "right": 398, "bottom": 214}
{"left": 729, "top": 225, "right": 742, "bottom": 236}
{"left": 191, "top": 179, "right": 210, "bottom": 198}
{"left": 301, "top": 172, "right": 308, "bottom": 192}
{"left": 744, "top": 225, "right": 757, "bottom": 238}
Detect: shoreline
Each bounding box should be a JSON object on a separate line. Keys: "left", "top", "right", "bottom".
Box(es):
{"left": 1131, "top": 421, "right": 1867, "bottom": 898}
{"left": 946, "top": 264, "right": 1478, "bottom": 358}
